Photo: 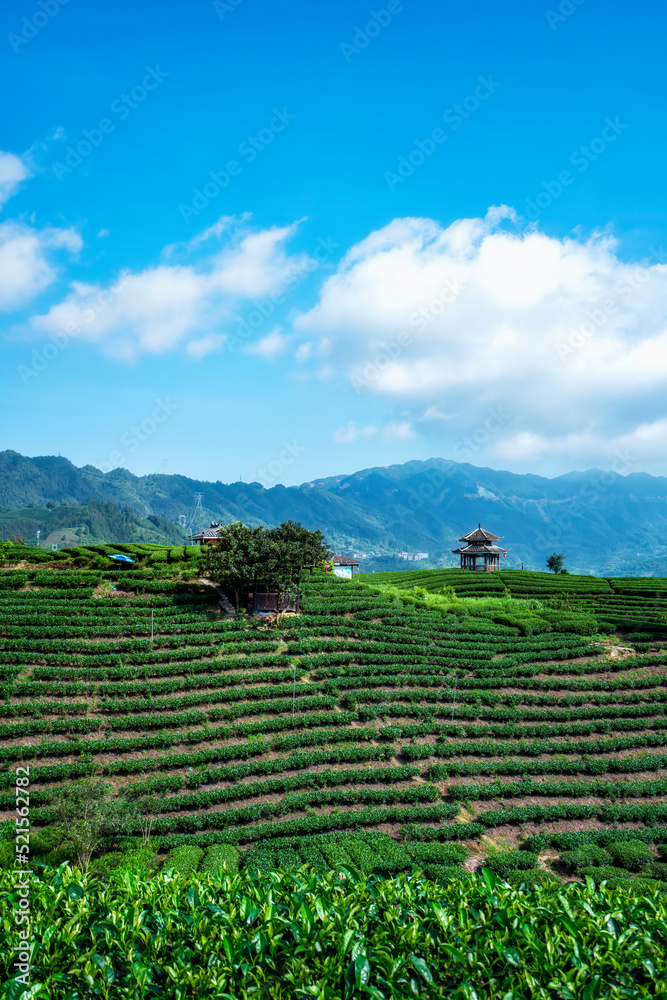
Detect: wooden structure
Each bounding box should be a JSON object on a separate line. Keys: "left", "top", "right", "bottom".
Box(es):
{"left": 452, "top": 523, "right": 507, "bottom": 571}
{"left": 188, "top": 521, "right": 223, "bottom": 545}
{"left": 247, "top": 573, "right": 299, "bottom": 614}
{"left": 331, "top": 555, "right": 360, "bottom": 579}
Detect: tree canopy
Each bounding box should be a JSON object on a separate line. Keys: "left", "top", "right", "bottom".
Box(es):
{"left": 546, "top": 552, "right": 566, "bottom": 574}
{"left": 204, "top": 520, "right": 330, "bottom": 610}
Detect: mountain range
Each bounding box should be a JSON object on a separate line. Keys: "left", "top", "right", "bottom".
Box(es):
{"left": 1, "top": 450, "right": 667, "bottom": 575}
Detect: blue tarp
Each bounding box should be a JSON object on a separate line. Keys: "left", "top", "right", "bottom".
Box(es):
{"left": 107, "top": 553, "right": 136, "bottom": 563}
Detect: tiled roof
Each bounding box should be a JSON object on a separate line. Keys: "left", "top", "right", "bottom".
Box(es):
{"left": 458, "top": 523, "right": 501, "bottom": 543}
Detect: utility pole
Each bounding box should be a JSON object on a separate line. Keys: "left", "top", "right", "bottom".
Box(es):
{"left": 292, "top": 662, "right": 297, "bottom": 717}
{"left": 185, "top": 493, "right": 204, "bottom": 543}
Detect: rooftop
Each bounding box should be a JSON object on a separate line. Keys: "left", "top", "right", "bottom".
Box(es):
{"left": 458, "top": 523, "right": 502, "bottom": 543}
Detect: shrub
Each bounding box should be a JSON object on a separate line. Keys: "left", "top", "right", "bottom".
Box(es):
{"left": 406, "top": 842, "right": 468, "bottom": 866}
{"left": 578, "top": 865, "right": 631, "bottom": 885}
{"left": 30, "top": 826, "right": 66, "bottom": 859}
{"left": 505, "top": 870, "right": 560, "bottom": 889}
{"left": 242, "top": 846, "right": 275, "bottom": 874}
{"left": 320, "top": 844, "right": 353, "bottom": 869}
{"left": 43, "top": 841, "right": 76, "bottom": 867}
{"left": 274, "top": 848, "right": 301, "bottom": 871}
{"left": 606, "top": 840, "right": 654, "bottom": 873}
{"left": 89, "top": 851, "right": 125, "bottom": 878}
{"left": 632, "top": 877, "right": 667, "bottom": 894}
{"left": 89, "top": 846, "right": 158, "bottom": 883}
{"left": 560, "top": 846, "right": 612, "bottom": 873}
{"left": 0, "top": 842, "right": 14, "bottom": 869}
{"left": 163, "top": 845, "right": 204, "bottom": 875}
{"left": 483, "top": 851, "right": 538, "bottom": 878}
{"left": 341, "top": 840, "right": 378, "bottom": 875}
{"left": 645, "top": 863, "right": 667, "bottom": 880}
{"left": 424, "top": 864, "right": 473, "bottom": 882}
{"left": 201, "top": 844, "right": 239, "bottom": 877}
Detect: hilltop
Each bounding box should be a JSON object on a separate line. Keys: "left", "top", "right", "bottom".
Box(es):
{"left": 2, "top": 450, "right": 667, "bottom": 574}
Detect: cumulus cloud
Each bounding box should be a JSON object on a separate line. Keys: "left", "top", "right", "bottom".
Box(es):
{"left": 0, "top": 221, "right": 82, "bottom": 311}
{"left": 245, "top": 327, "right": 289, "bottom": 359}
{"left": 296, "top": 208, "right": 667, "bottom": 471}
{"left": 26, "top": 217, "right": 313, "bottom": 360}
{"left": 0, "top": 151, "right": 31, "bottom": 208}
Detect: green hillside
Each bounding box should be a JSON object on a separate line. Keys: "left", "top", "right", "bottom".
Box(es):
{"left": 4, "top": 449, "right": 667, "bottom": 574}
{"left": 0, "top": 499, "right": 187, "bottom": 548}
{"left": 3, "top": 555, "right": 667, "bottom": 993}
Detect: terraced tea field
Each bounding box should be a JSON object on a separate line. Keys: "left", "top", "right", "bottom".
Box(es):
{"left": 3, "top": 549, "right": 667, "bottom": 882}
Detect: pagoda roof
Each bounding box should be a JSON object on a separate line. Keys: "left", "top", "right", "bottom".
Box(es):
{"left": 452, "top": 543, "right": 507, "bottom": 555}
{"left": 458, "top": 523, "right": 501, "bottom": 543}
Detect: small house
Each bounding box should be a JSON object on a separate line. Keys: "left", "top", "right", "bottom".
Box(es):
{"left": 188, "top": 521, "right": 224, "bottom": 545}
{"left": 331, "top": 555, "right": 360, "bottom": 579}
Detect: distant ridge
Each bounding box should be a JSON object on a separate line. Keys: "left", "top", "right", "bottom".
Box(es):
{"left": 1, "top": 450, "right": 667, "bottom": 575}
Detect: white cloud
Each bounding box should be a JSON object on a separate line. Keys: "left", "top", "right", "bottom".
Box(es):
{"left": 245, "top": 327, "right": 289, "bottom": 359}
{"left": 0, "top": 221, "right": 81, "bottom": 311}
{"left": 295, "top": 341, "right": 311, "bottom": 362}
{"left": 97, "top": 228, "right": 110, "bottom": 239}
{"left": 185, "top": 333, "right": 226, "bottom": 359}
{"left": 0, "top": 151, "right": 31, "bottom": 208}
{"left": 26, "top": 217, "right": 313, "bottom": 360}
{"left": 384, "top": 420, "right": 414, "bottom": 440}
{"left": 296, "top": 208, "right": 667, "bottom": 472}
{"left": 208, "top": 221, "right": 311, "bottom": 298}
{"left": 334, "top": 421, "right": 378, "bottom": 444}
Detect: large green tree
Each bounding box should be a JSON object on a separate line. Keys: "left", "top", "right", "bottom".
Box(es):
{"left": 203, "top": 522, "right": 269, "bottom": 610}
{"left": 204, "top": 520, "right": 330, "bottom": 612}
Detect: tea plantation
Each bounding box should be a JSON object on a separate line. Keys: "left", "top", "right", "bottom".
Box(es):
{"left": 2, "top": 544, "right": 667, "bottom": 995}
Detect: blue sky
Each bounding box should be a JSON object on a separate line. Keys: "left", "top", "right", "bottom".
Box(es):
{"left": 2, "top": 0, "right": 667, "bottom": 485}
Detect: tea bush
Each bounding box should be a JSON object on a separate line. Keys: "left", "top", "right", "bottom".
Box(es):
{"left": 483, "top": 851, "right": 539, "bottom": 877}
{"left": 606, "top": 840, "right": 654, "bottom": 873}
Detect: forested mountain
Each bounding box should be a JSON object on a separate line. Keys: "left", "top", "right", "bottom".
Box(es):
{"left": 2, "top": 450, "right": 667, "bottom": 574}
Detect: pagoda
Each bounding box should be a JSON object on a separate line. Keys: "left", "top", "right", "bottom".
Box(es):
{"left": 452, "top": 523, "right": 507, "bottom": 571}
